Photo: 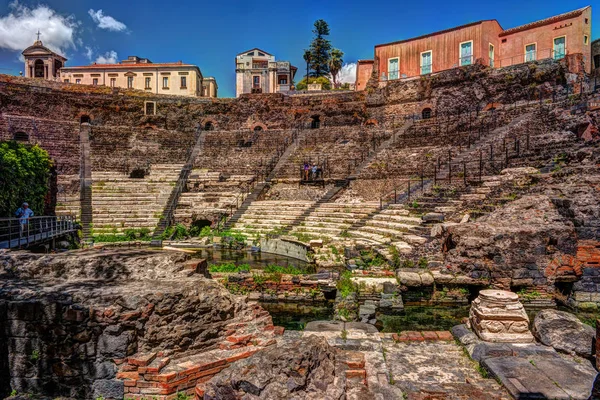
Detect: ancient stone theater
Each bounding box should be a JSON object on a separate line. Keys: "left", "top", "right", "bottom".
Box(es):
{"left": 1, "top": 5, "right": 600, "bottom": 400}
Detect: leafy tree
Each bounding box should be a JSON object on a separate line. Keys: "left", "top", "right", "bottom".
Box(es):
{"left": 308, "top": 19, "right": 332, "bottom": 77}
{"left": 328, "top": 48, "right": 344, "bottom": 87}
{"left": 296, "top": 76, "right": 331, "bottom": 91}
{"left": 0, "top": 141, "right": 52, "bottom": 217}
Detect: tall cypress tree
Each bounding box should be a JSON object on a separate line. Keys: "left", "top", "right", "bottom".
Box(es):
{"left": 308, "top": 19, "right": 332, "bottom": 77}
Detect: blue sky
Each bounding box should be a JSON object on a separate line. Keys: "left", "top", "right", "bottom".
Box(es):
{"left": 0, "top": 0, "right": 596, "bottom": 97}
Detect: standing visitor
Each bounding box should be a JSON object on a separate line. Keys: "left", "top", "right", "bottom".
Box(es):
{"left": 15, "top": 202, "right": 34, "bottom": 236}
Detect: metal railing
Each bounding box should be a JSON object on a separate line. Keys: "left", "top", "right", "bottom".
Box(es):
{"left": 0, "top": 215, "right": 77, "bottom": 249}
{"left": 494, "top": 48, "right": 565, "bottom": 68}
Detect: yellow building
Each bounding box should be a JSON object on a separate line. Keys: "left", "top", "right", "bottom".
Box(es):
{"left": 59, "top": 56, "right": 217, "bottom": 98}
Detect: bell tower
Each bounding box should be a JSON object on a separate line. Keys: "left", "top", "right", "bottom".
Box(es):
{"left": 22, "top": 32, "right": 68, "bottom": 80}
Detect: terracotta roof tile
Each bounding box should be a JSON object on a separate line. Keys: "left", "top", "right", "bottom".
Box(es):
{"left": 499, "top": 6, "right": 589, "bottom": 37}
{"left": 61, "top": 62, "right": 198, "bottom": 70}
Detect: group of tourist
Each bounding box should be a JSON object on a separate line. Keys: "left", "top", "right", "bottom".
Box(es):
{"left": 303, "top": 162, "right": 323, "bottom": 181}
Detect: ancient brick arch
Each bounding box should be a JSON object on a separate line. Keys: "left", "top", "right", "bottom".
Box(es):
{"left": 202, "top": 119, "right": 217, "bottom": 131}
{"left": 251, "top": 122, "right": 267, "bottom": 132}
{"left": 545, "top": 254, "right": 584, "bottom": 284}
{"left": 420, "top": 104, "right": 434, "bottom": 119}
{"left": 364, "top": 119, "right": 378, "bottom": 127}
{"left": 79, "top": 114, "right": 92, "bottom": 124}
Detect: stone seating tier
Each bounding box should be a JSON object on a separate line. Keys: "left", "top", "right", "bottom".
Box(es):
{"left": 90, "top": 164, "right": 183, "bottom": 235}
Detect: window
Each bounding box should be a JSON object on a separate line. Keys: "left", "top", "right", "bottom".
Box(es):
{"left": 594, "top": 55, "right": 600, "bottom": 70}
{"left": 489, "top": 44, "right": 495, "bottom": 68}
{"left": 145, "top": 101, "right": 155, "bottom": 115}
{"left": 258, "top": 52, "right": 265, "bottom": 56}
{"left": 253, "top": 75, "right": 260, "bottom": 88}
{"left": 388, "top": 58, "right": 399, "bottom": 80}
{"left": 110, "top": 78, "right": 116, "bottom": 87}
{"left": 420, "top": 51, "right": 432, "bottom": 75}
{"left": 584, "top": 35, "right": 589, "bottom": 45}
{"left": 92, "top": 78, "right": 98, "bottom": 86}
{"left": 127, "top": 76, "right": 133, "bottom": 88}
{"left": 180, "top": 76, "right": 187, "bottom": 88}
{"left": 460, "top": 41, "right": 473, "bottom": 66}
{"left": 421, "top": 108, "right": 432, "bottom": 119}
{"left": 525, "top": 44, "right": 537, "bottom": 62}
{"left": 553, "top": 36, "right": 566, "bottom": 60}
{"left": 64, "top": 79, "right": 69, "bottom": 83}
{"left": 162, "top": 77, "right": 169, "bottom": 88}
{"left": 278, "top": 75, "right": 288, "bottom": 85}
{"left": 75, "top": 79, "right": 81, "bottom": 84}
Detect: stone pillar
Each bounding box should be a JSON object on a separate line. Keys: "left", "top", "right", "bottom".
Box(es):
{"left": 468, "top": 289, "right": 534, "bottom": 343}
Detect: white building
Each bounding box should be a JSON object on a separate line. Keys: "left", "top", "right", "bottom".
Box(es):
{"left": 235, "top": 48, "right": 297, "bottom": 97}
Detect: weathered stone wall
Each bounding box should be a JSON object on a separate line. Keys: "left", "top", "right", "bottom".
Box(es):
{"left": 0, "top": 250, "right": 276, "bottom": 399}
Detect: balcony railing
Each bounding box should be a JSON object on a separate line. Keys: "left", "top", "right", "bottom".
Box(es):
{"left": 388, "top": 71, "right": 399, "bottom": 80}
{"left": 494, "top": 48, "right": 566, "bottom": 68}
{"left": 420, "top": 64, "right": 432, "bottom": 75}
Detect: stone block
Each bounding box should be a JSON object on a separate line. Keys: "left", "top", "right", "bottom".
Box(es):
{"left": 396, "top": 271, "right": 421, "bottom": 287}
{"left": 92, "top": 379, "right": 124, "bottom": 400}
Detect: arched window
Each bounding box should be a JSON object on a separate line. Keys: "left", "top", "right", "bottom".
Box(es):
{"left": 34, "top": 60, "right": 44, "bottom": 78}
{"left": 253, "top": 126, "right": 263, "bottom": 132}
{"left": 422, "top": 108, "right": 432, "bottom": 119}
{"left": 310, "top": 115, "right": 321, "bottom": 129}
{"left": 80, "top": 115, "right": 91, "bottom": 124}
{"left": 204, "top": 121, "right": 214, "bottom": 131}
{"left": 13, "top": 132, "right": 29, "bottom": 142}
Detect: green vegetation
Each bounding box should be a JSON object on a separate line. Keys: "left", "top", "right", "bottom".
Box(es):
{"left": 340, "top": 328, "right": 348, "bottom": 341}
{"left": 264, "top": 264, "right": 309, "bottom": 275}
{"left": 0, "top": 141, "right": 52, "bottom": 217}
{"left": 208, "top": 262, "right": 250, "bottom": 273}
{"left": 418, "top": 257, "right": 428, "bottom": 268}
{"left": 93, "top": 227, "right": 152, "bottom": 242}
{"left": 296, "top": 76, "right": 332, "bottom": 91}
{"left": 337, "top": 271, "right": 357, "bottom": 298}
{"left": 176, "top": 393, "right": 192, "bottom": 400}
{"left": 516, "top": 288, "right": 542, "bottom": 300}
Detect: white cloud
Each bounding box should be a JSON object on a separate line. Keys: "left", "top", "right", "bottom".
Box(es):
{"left": 84, "top": 46, "right": 93, "bottom": 60}
{"left": 88, "top": 9, "right": 126, "bottom": 32}
{"left": 95, "top": 50, "right": 118, "bottom": 64}
{"left": 0, "top": 1, "right": 79, "bottom": 55}
{"left": 337, "top": 63, "right": 357, "bottom": 84}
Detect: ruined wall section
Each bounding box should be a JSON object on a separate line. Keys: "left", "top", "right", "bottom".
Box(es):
{"left": 0, "top": 251, "right": 277, "bottom": 399}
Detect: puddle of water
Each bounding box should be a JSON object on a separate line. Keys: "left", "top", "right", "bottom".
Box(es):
{"left": 260, "top": 302, "right": 334, "bottom": 331}
{"left": 380, "top": 306, "right": 471, "bottom": 332}
{"left": 189, "top": 248, "right": 313, "bottom": 271}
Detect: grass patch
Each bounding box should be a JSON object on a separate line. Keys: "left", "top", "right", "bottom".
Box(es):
{"left": 208, "top": 262, "right": 250, "bottom": 273}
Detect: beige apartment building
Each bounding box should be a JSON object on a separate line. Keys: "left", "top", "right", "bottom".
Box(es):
{"left": 59, "top": 56, "right": 216, "bottom": 97}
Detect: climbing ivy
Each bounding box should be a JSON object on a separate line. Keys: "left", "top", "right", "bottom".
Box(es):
{"left": 0, "top": 141, "right": 52, "bottom": 217}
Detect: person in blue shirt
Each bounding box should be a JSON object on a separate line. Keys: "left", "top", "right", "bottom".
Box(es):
{"left": 15, "top": 202, "right": 34, "bottom": 236}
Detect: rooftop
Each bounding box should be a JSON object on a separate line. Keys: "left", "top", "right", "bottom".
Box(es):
{"left": 500, "top": 6, "right": 590, "bottom": 36}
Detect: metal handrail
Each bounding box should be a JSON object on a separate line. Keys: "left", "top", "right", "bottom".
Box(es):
{"left": 0, "top": 215, "right": 77, "bottom": 249}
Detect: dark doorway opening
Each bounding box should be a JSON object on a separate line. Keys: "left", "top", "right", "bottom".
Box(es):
{"left": 13, "top": 131, "right": 29, "bottom": 142}
{"left": 310, "top": 115, "right": 321, "bottom": 129}
{"left": 34, "top": 59, "right": 44, "bottom": 78}
{"left": 80, "top": 115, "right": 91, "bottom": 124}
{"left": 422, "top": 108, "right": 432, "bottom": 119}
{"left": 204, "top": 121, "right": 215, "bottom": 131}
{"left": 129, "top": 168, "right": 147, "bottom": 179}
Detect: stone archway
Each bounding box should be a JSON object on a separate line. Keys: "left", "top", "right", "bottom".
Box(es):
{"left": 80, "top": 115, "right": 91, "bottom": 124}
{"left": 364, "top": 119, "right": 378, "bottom": 127}
{"left": 13, "top": 131, "right": 29, "bottom": 142}
{"left": 421, "top": 108, "right": 433, "bottom": 119}
{"left": 251, "top": 122, "right": 267, "bottom": 132}
{"left": 202, "top": 119, "right": 217, "bottom": 131}
{"left": 310, "top": 115, "right": 321, "bottom": 129}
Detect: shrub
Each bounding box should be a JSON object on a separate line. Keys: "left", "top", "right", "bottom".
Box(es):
{"left": 0, "top": 141, "right": 52, "bottom": 217}
{"left": 208, "top": 263, "right": 250, "bottom": 273}
{"left": 337, "top": 271, "right": 356, "bottom": 298}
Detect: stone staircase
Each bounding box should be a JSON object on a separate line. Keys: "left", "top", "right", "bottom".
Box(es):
{"left": 151, "top": 130, "right": 206, "bottom": 243}
{"left": 348, "top": 204, "right": 428, "bottom": 257}
{"left": 90, "top": 164, "right": 183, "bottom": 235}
{"left": 230, "top": 201, "right": 315, "bottom": 237}
{"left": 174, "top": 172, "right": 255, "bottom": 225}
{"left": 224, "top": 131, "right": 303, "bottom": 229}
{"left": 289, "top": 202, "right": 380, "bottom": 241}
